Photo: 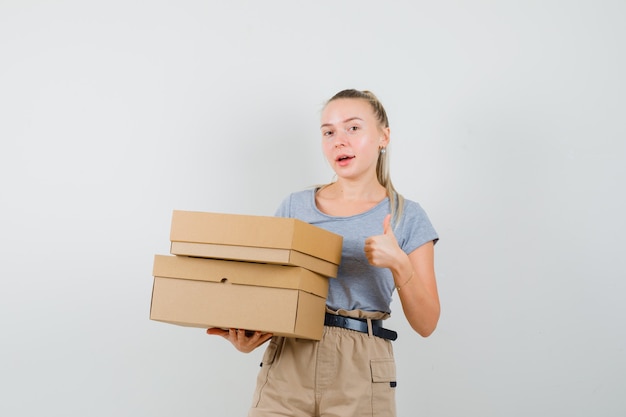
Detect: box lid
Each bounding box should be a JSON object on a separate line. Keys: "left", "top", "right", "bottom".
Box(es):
{"left": 152, "top": 254, "right": 329, "bottom": 298}
{"left": 170, "top": 210, "right": 342, "bottom": 265}
{"left": 169, "top": 241, "right": 339, "bottom": 278}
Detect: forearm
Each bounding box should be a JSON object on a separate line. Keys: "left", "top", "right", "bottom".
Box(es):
{"left": 390, "top": 242, "right": 440, "bottom": 337}
{"left": 395, "top": 275, "right": 440, "bottom": 336}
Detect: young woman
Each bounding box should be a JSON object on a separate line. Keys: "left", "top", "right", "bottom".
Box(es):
{"left": 208, "top": 89, "right": 440, "bottom": 416}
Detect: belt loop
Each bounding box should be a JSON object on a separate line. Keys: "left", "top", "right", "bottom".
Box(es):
{"left": 366, "top": 318, "right": 374, "bottom": 338}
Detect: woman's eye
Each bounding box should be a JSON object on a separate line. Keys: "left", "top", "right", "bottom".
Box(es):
{"left": 348, "top": 126, "right": 359, "bottom": 132}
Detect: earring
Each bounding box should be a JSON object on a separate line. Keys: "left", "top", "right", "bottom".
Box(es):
{"left": 380, "top": 148, "right": 386, "bottom": 154}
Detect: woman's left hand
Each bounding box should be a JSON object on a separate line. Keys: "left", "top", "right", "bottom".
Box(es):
{"left": 364, "top": 214, "right": 404, "bottom": 268}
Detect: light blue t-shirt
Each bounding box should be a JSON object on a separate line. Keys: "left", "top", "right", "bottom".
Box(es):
{"left": 274, "top": 188, "right": 438, "bottom": 314}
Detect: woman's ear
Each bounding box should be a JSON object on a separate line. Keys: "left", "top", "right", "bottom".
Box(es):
{"left": 379, "top": 126, "right": 391, "bottom": 148}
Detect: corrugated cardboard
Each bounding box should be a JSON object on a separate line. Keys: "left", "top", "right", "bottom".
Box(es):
{"left": 170, "top": 241, "right": 339, "bottom": 278}
{"left": 150, "top": 254, "right": 329, "bottom": 340}
{"left": 169, "top": 210, "right": 342, "bottom": 277}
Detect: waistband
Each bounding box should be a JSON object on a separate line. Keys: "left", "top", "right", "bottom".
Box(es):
{"left": 324, "top": 312, "right": 398, "bottom": 341}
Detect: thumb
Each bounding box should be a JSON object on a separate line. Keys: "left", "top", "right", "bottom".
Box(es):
{"left": 383, "top": 214, "right": 392, "bottom": 235}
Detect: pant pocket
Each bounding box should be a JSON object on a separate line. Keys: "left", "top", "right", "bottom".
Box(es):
{"left": 370, "top": 358, "right": 397, "bottom": 417}
{"left": 251, "top": 337, "right": 283, "bottom": 407}
{"left": 261, "top": 337, "right": 282, "bottom": 366}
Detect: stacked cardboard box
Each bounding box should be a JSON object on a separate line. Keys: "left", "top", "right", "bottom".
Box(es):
{"left": 150, "top": 210, "right": 343, "bottom": 340}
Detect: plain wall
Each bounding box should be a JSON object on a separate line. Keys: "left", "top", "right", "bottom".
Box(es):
{"left": 1, "top": 1, "right": 624, "bottom": 416}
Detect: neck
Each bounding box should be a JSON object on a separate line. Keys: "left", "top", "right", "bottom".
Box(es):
{"left": 327, "top": 176, "right": 386, "bottom": 202}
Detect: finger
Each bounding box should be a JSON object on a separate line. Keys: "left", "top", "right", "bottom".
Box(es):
{"left": 235, "top": 328, "right": 245, "bottom": 341}
{"left": 229, "top": 328, "right": 238, "bottom": 341}
{"left": 206, "top": 328, "right": 229, "bottom": 337}
{"left": 237, "top": 329, "right": 252, "bottom": 342}
{"left": 257, "top": 332, "right": 273, "bottom": 345}
{"left": 383, "top": 214, "right": 392, "bottom": 235}
{"left": 248, "top": 332, "right": 272, "bottom": 348}
{"left": 251, "top": 331, "right": 269, "bottom": 341}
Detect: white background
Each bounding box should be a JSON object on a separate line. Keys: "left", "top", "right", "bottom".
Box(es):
{"left": 1, "top": 1, "right": 625, "bottom": 416}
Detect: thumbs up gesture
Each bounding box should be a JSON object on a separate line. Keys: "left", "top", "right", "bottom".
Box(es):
{"left": 364, "top": 214, "right": 403, "bottom": 268}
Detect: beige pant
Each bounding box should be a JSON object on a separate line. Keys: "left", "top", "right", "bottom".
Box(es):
{"left": 248, "top": 311, "right": 397, "bottom": 417}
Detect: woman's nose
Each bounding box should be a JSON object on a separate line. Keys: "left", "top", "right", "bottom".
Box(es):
{"left": 333, "top": 131, "right": 347, "bottom": 147}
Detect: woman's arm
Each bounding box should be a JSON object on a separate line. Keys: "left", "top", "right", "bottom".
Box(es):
{"left": 364, "top": 214, "right": 440, "bottom": 336}
{"left": 391, "top": 241, "right": 440, "bottom": 336}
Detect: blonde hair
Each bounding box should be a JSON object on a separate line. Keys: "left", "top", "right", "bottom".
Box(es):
{"left": 323, "top": 89, "right": 405, "bottom": 227}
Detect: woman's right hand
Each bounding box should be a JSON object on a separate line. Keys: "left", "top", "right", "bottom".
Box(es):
{"left": 206, "top": 328, "right": 273, "bottom": 353}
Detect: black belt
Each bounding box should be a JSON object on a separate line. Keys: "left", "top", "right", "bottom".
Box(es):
{"left": 324, "top": 313, "right": 397, "bottom": 341}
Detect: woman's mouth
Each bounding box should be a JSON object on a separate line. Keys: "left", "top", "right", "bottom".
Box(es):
{"left": 336, "top": 154, "right": 355, "bottom": 166}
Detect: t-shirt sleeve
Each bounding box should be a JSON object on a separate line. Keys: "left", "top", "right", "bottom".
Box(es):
{"left": 398, "top": 200, "right": 439, "bottom": 254}
{"left": 274, "top": 194, "right": 292, "bottom": 218}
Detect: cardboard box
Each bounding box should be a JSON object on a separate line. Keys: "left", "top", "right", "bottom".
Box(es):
{"left": 150, "top": 254, "right": 329, "bottom": 340}
{"left": 169, "top": 210, "right": 342, "bottom": 278}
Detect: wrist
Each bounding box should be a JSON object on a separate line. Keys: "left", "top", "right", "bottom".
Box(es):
{"left": 395, "top": 269, "right": 414, "bottom": 291}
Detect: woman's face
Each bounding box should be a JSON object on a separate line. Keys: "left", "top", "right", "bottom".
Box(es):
{"left": 320, "top": 98, "right": 389, "bottom": 181}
